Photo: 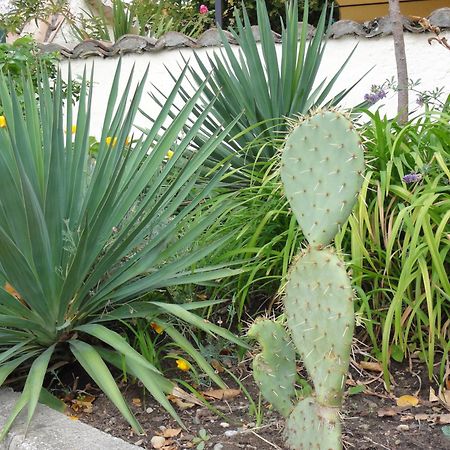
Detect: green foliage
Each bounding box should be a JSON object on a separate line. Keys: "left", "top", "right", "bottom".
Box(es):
{"left": 0, "top": 0, "right": 66, "bottom": 33}
{"left": 156, "top": 0, "right": 361, "bottom": 169}
{"left": 336, "top": 107, "right": 450, "bottom": 384}
{"left": 0, "top": 62, "right": 247, "bottom": 438}
{"left": 251, "top": 110, "right": 363, "bottom": 450}
{"left": 0, "top": 36, "right": 74, "bottom": 113}
{"left": 131, "top": 0, "right": 214, "bottom": 38}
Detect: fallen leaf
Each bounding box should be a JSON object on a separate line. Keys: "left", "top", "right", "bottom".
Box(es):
{"left": 170, "top": 386, "right": 203, "bottom": 406}
{"left": 132, "top": 398, "right": 142, "bottom": 407}
{"left": 162, "top": 428, "right": 181, "bottom": 438}
{"left": 429, "top": 387, "right": 440, "bottom": 402}
{"left": 437, "top": 414, "right": 450, "bottom": 424}
{"left": 71, "top": 395, "right": 95, "bottom": 413}
{"left": 150, "top": 436, "right": 166, "bottom": 449}
{"left": 396, "top": 395, "right": 419, "bottom": 407}
{"left": 439, "top": 389, "right": 450, "bottom": 406}
{"left": 202, "top": 388, "right": 241, "bottom": 400}
{"left": 378, "top": 408, "right": 398, "bottom": 417}
{"left": 446, "top": 376, "right": 450, "bottom": 390}
{"left": 67, "top": 415, "right": 79, "bottom": 421}
{"left": 358, "top": 361, "right": 383, "bottom": 372}
{"left": 211, "top": 359, "right": 224, "bottom": 373}
{"left": 167, "top": 396, "right": 195, "bottom": 410}
{"left": 414, "top": 413, "right": 430, "bottom": 421}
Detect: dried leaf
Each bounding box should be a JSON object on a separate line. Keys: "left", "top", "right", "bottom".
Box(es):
{"left": 359, "top": 361, "right": 383, "bottom": 372}
{"left": 378, "top": 408, "right": 398, "bottom": 417}
{"left": 414, "top": 413, "right": 430, "bottom": 421}
{"left": 132, "top": 398, "right": 142, "bottom": 407}
{"left": 429, "top": 387, "right": 439, "bottom": 402}
{"left": 396, "top": 395, "right": 419, "bottom": 407}
{"left": 167, "top": 396, "right": 195, "bottom": 410}
{"left": 170, "top": 386, "right": 203, "bottom": 406}
{"left": 202, "top": 388, "right": 241, "bottom": 400}
{"left": 437, "top": 414, "right": 450, "bottom": 424}
{"left": 162, "top": 428, "right": 182, "bottom": 438}
{"left": 211, "top": 359, "right": 224, "bottom": 373}
{"left": 67, "top": 415, "right": 79, "bottom": 421}
{"left": 439, "top": 389, "right": 450, "bottom": 406}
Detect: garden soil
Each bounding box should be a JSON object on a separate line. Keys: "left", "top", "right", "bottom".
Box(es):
{"left": 65, "top": 360, "right": 450, "bottom": 450}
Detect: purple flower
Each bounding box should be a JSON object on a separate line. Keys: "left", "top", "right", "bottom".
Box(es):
{"left": 402, "top": 172, "right": 422, "bottom": 184}
{"left": 364, "top": 89, "right": 387, "bottom": 105}
{"left": 199, "top": 4, "right": 208, "bottom": 14}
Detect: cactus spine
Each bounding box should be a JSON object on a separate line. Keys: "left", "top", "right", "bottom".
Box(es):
{"left": 250, "top": 110, "right": 364, "bottom": 450}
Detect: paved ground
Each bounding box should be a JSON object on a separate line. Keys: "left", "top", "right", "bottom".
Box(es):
{"left": 0, "top": 389, "right": 139, "bottom": 450}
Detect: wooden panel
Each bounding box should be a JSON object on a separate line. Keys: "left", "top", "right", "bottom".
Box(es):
{"left": 338, "top": 0, "right": 433, "bottom": 6}
{"left": 338, "top": 0, "right": 448, "bottom": 22}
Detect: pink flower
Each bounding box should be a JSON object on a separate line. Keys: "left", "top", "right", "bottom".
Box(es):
{"left": 199, "top": 4, "right": 208, "bottom": 14}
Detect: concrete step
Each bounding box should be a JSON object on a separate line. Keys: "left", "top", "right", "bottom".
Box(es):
{"left": 0, "top": 389, "right": 140, "bottom": 450}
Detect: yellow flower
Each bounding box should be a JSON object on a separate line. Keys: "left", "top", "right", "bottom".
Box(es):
{"left": 71, "top": 125, "right": 77, "bottom": 134}
{"left": 0, "top": 116, "right": 6, "bottom": 128}
{"left": 105, "top": 136, "right": 118, "bottom": 147}
{"left": 176, "top": 359, "right": 190, "bottom": 372}
{"left": 125, "top": 137, "right": 131, "bottom": 146}
{"left": 166, "top": 150, "right": 174, "bottom": 160}
{"left": 150, "top": 322, "right": 164, "bottom": 334}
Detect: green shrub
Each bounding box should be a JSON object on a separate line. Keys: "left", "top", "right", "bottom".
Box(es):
{"left": 0, "top": 36, "right": 75, "bottom": 113}
{"left": 0, "top": 63, "right": 246, "bottom": 438}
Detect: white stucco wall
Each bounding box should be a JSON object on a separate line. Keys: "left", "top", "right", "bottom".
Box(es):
{"left": 59, "top": 32, "right": 450, "bottom": 137}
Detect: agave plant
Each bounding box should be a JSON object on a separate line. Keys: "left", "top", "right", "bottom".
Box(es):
{"left": 0, "top": 63, "right": 245, "bottom": 438}
{"left": 149, "top": 0, "right": 366, "bottom": 169}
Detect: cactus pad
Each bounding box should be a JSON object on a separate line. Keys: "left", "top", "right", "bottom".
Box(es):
{"left": 281, "top": 110, "right": 364, "bottom": 246}
{"left": 284, "top": 247, "right": 354, "bottom": 406}
{"left": 284, "top": 397, "right": 342, "bottom": 450}
{"left": 248, "top": 319, "right": 296, "bottom": 417}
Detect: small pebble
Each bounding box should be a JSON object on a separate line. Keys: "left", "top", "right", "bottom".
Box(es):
{"left": 396, "top": 424, "right": 410, "bottom": 431}
{"left": 247, "top": 422, "right": 255, "bottom": 428}
{"left": 146, "top": 407, "right": 154, "bottom": 414}
{"left": 134, "top": 439, "right": 144, "bottom": 446}
{"left": 224, "top": 430, "right": 239, "bottom": 437}
{"left": 220, "top": 422, "right": 230, "bottom": 428}
{"left": 213, "top": 445, "right": 224, "bottom": 450}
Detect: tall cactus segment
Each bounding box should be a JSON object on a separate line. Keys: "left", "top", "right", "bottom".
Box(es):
{"left": 285, "top": 247, "right": 354, "bottom": 407}
{"left": 248, "top": 319, "right": 296, "bottom": 417}
{"left": 250, "top": 110, "right": 364, "bottom": 450}
{"left": 281, "top": 110, "right": 364, "bottom": 246}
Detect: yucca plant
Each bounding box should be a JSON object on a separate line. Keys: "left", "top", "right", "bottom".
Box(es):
{"left": 0, "top": 62, "right": 245, "bottom": 438}
{"left": 149, "top": 0, "right": 366, "bottom": 169}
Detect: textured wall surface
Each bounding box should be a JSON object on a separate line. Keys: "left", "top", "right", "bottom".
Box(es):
{"left": 59, "top": 32, "right": 450, "bottom": 136}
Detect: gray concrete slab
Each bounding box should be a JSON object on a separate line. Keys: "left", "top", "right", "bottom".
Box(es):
{"left": 0, "top": 389, "right": 140, "bottom": 450}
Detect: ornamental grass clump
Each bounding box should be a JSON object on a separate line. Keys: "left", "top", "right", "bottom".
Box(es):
{"left": 0, "top": 63, "right": 244, "bottom": 438}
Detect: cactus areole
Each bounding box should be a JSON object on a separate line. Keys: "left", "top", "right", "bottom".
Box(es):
{"left": 250, "top": 110, "right": 365, "bottom": 450}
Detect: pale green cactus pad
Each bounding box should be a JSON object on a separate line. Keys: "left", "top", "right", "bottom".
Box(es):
{"left": 248, "top": 319, "right": 296, "bottom": 417}
{"left": 285, "top": 247, "right": 354, "bottom": 407}
{"left": 281, "top": 110, "right": 364, "bottom": 246}
{"left": 284, "top": 397, "right": 342, "bottom": 450}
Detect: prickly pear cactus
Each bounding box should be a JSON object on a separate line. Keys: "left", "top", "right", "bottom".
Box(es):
{"left": 248, "top": 319, "right": 296, "bottom": 417}
{"left": 250, "top": 110, "right": 364, "bottom": 450}
{"left": 281, "top": 110, "right": 364, "bottom": 246}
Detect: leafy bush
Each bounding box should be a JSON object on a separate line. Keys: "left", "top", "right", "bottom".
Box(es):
{"left": 223, "top": 0, "right": 337, "bottom": 32}
{"left": 0, "top": 63, "right": 246, "bottom": 438}
{"left": 0, "top": 36, "right": 75, "bottom": 113}
{"left": 131, "top": 0, "right": 214, "bottom": 38}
